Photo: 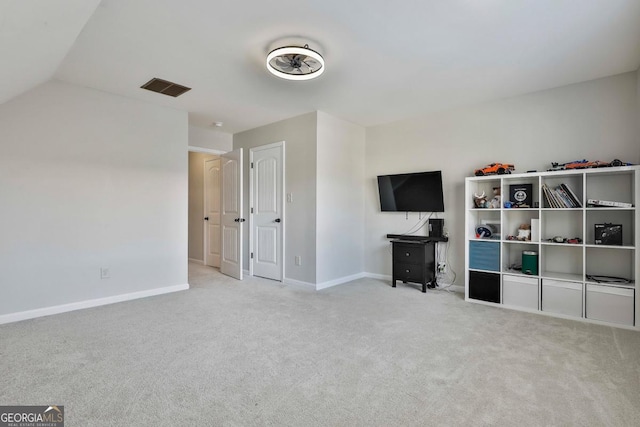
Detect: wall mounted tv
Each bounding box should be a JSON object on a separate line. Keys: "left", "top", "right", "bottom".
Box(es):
{"left": 377, "top": 170, "right": 445, "bottom": 212}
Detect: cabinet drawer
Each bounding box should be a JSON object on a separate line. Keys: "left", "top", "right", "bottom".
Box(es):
{"left": 541, "top": 279, "right": 582, "bottom": 318}
{"left": 468, "top": 271, "right": 500, "bottom": 303}
{"left": 393, "top": 244, "right": 425, "bottom": 264}
{"left": 394, "top": 262, "right": 425, "bottom": 282}
{"left": 503, "top": 275, "right": 539, "bottom": 310}
{"left": 586, "top": 284, "right": 634, "bottom": 326}
{"left": 469, "top": 241, "right": 500, "bottom": 272}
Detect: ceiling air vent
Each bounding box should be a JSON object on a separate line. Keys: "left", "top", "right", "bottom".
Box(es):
{"left": 140, "top": 78, "right": 191, "bottom": 97}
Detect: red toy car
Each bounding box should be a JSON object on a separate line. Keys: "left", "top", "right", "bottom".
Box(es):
{"left": 474, "top": 163, "right": 515, "bottom": 176}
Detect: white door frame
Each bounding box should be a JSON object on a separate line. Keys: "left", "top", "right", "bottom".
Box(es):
{"left": 188, "top": 146, "right": 226, "bottom": 155}
{"left": 249, "top": 141, "right": 285, "bottom": 280}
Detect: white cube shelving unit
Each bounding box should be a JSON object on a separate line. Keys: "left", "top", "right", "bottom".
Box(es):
{"left": 465, "top": 166, "right": 639, "bottom": 329}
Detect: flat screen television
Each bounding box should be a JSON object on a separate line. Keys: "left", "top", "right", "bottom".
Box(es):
{"left": 377, "top": 170, "right": 445, "bottom": 212}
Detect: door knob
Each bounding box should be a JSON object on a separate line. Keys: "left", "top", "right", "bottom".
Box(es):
{"left": 204, "top": 217, "right": 209, "bottom": 221}
{"left": 234, "top": 218, "right": 239, "bottom": 222}
{"left": 239, "top": 218, "right": 246, "bottom": 222}
{"left": 275, "top": 218, "right": 281, "bottom": 223}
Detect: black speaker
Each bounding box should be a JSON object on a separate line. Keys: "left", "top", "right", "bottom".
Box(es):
{"left": 429, "top": 219, "right": 444, "bottom": 238}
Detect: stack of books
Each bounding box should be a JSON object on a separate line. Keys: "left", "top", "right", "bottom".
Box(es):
{"left": 542, "top": 183, "right": 582, "bottom": 208}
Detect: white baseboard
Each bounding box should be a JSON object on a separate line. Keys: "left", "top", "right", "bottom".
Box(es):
{"left": 364, "top": 273, "right": 464, "bottom": 293}
{"left": 282, "top": 272, "right": 464, "bottom": 294}
{"left": 438, "top": 284, "right": 464, "bottom": 294}
{"left": 188, "top": 258, "right": 205, "bottom": 265}
{"left": 283, "top": 277, "right": 315, "bottom": 288}
{"left": 0, "top": 283, "right": 190, "bottom": 325}
{"left": 365, "top": 272, "right": 392, "bottom": 281}
{"left": 316, "top": 272, "right": 367, "bottom": 290}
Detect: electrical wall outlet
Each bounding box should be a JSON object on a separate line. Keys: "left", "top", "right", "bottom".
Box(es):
{"left": 294, "top": 256, "right": 301, "bottom": 266}
{"left": 437, "top": 263, "right": 446, "bottom": 273}
{"left": 100, "top": 267, "right": 111, "bottom": 279}
{"left": 287, "top": 193, "right": 293, "bottom": 203}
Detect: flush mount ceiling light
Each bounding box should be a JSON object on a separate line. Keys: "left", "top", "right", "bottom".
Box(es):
{"left": 266, "top": 44, "right": 325, "bottom": 81}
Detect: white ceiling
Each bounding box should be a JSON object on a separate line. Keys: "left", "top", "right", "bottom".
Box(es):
{"left": 0, "top": 0, "right": 100, "bottom": 104}
{"left": 6, "top": 1, "right": 640, "bottom": 133}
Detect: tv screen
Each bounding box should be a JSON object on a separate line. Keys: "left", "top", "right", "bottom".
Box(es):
{"left": 377, "top": 171, "right": 445, "bottom": 212}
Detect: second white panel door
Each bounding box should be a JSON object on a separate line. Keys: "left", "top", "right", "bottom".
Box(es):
{"left": 251, "top": 143, "right": 283, "bottom": 281}
{"left": 221, "top": 148, "right": 243, "bottom": 280}
{"left": 204, "top": 157, "right": 221, "bottom": 268}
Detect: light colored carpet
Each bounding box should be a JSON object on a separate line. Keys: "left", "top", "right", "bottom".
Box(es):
{"left": 1, "top": 263, "right": 639, "bottom": 426}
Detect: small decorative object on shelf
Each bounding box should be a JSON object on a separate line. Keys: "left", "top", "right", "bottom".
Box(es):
{"left": 509, "top": 184, "right": 532, "bottom": 207}
{"left": 521, "top": 251, "right": 538, "bottom": 275}
{"left": 594, "top": 223, "right": 622, "bottom": 245}
{"left": 587, "top": 199, "right": 633, "bottom": 208}
{"left": 473, "top": 187, "right": 501, "bottom": 209}
{"left": 473, "top": 191, "right": 488, "bottom": 208}
{"left": 548, "top": 158, "right": 635, "bottom": 172}
{"left": 506, "top": 224, "right": 532, "bottom": 241}
{"left": 474, "top": 163, "right": 515, "bottom": 176}
{"left": 475, "top": 225, "right": 493, "bottom": 239}
{"left": 517, "top": 224, "right": 531, "bottom": 240}
{"left": 489, "top": 187, "right": 501, "bottom": 209}
{"left": 545, "top": 236, "right": 582, "bottom": 244}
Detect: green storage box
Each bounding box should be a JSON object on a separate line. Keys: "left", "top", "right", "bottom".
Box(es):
{"left": 522, "top": 251, "right": 538, "bottom": 275}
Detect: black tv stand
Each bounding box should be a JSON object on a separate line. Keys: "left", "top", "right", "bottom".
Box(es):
{"left": 386, "top": 235, "right": 448, "bottom": 292}
{"left": 386, "top": 234, "right": 448, "bottom": 242}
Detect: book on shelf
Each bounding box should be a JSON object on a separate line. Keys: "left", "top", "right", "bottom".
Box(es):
{"left": 560, "top": 183, "right": 582, "bottom": 207}
{"left": 542, "top": 184, "right": 562, "bottom": 208}
{"left": 542, "top": 183, "right": 581, "bottom": 208}
{"left": 549, "top": 187, "right": 563, "bottom": 208}
{"left": 541, "top": 184, "right": 557, "bottom": 208}
{"left": 587, "top": 199, "right": 633, "bottom": 208}
{"left": 554, "top": 187, "right": 573, "bottom": 208}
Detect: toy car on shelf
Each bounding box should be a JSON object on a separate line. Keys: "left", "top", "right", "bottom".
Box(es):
{"left": 609, "top": 159, "right": 634, "bottom": 167}
{"left": 548, "top": 159, "right": 633, "bottom": 171}
{"left": 474, "top": 163, "right": 515, "bottom": 176}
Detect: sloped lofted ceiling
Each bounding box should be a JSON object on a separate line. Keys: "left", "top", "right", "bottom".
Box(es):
{"left": 0, "top": 0, "right": 100, "bottom": 105}
{"left": 6, "top": 1, "right": 640, "bottom": 133}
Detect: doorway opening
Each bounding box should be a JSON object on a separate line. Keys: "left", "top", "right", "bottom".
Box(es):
{"left": 188, "top": 148, "right": 222, "bottom": 269}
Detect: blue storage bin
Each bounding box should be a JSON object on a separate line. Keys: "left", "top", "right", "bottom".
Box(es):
{"left": 469, "top": 241, "right": 500, "bottom": 272}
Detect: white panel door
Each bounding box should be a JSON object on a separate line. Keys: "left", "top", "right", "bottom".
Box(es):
{"left": 204, "top": 157, "right": 221, "bottom": 267}
{"left": 251, "top": 143, "right": 283, "bottom": 281}
{"left": 221, "top": 149, "right": 243, "bottom": 280}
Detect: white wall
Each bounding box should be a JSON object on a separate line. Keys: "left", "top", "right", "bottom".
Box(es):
{"left": 189, "top": 125, "right": 232, "bottom": 152}
{"left": 365, "top": 72, "right": 639, "bottom": 282}
{"left": 316, "top": 112, "right": 366, "bottom": 285}
{"left": 233, "top": 112, "right": 317, "bottom": 284}
{"left": 0, "top": 80, "right": 189, "bottom": 316}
